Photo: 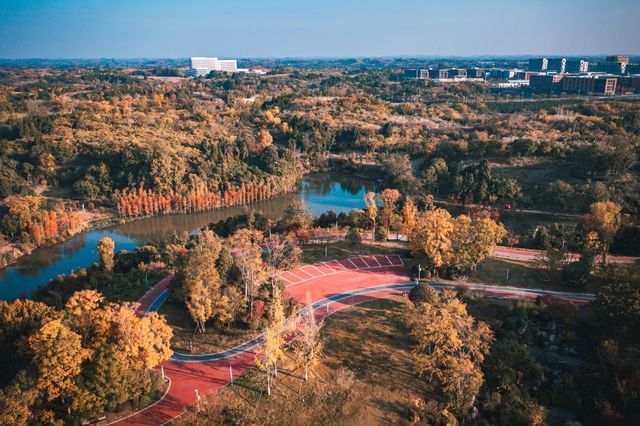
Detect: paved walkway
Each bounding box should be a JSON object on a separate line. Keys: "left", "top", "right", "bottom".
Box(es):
{"left": 111, "top": 254, "right": 596, "bottom": 425}
{"left": 492, "top": 245, "right": 638, "bottom": 264}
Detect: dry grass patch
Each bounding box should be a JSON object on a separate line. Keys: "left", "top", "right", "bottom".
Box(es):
{"left": 158, "top": 301, "right": 259, "bottom": 355}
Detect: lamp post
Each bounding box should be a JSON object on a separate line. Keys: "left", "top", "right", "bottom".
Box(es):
{"left": 417, "top": 264, "right": 422, "bottom": 283}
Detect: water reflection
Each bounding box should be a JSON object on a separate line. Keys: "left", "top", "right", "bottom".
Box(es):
{"left": 0, "top": 173, "right": 375, "bottom": 300}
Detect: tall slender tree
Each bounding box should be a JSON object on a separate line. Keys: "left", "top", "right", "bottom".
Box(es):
{"left": 96, "top": 237, "right": 115, "bottom": 271}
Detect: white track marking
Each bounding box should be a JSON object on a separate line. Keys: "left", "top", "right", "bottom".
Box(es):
{"left": 309, "top": 265, "right": 327, "bottom": 276}
{"left": 347, "top": 258, "right": 359, "bottom": 269}
{"left": 323, "top": 261, "right": 344, "bottom": 272}
{"left": 359, "top": 255, "right": 373, "bottom": 267}
{"left": 285, "top": 270, "right": 306, "bottom": 282}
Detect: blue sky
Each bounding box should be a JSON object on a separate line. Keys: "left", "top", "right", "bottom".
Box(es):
{"left": 0, "top": 0, "right": 639, "bottom": 58}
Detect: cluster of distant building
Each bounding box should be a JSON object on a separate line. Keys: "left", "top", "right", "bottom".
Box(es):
{"left": 188, "top": 57, "right": 268, "bottom": 77}
{"left": 403, "top": 55, "right": 640, "bottom": 96}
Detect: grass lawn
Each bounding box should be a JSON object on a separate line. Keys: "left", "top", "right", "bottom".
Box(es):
{"left": 175, "top": 296, "right": 430, "bottom": 425}
{"left": 157, "top": 301, "right": 259, "bottom": 355}
{"left": 301, "top": 239, "right": 410, "bottom": 264}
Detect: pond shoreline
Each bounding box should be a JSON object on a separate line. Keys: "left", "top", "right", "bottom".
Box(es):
{"left": 0, "top": 171, "right": 379, "bottom": 301}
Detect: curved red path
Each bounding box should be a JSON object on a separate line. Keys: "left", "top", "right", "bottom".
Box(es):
{"left": 112, "top": 255, "right": 410, "bottom": 425}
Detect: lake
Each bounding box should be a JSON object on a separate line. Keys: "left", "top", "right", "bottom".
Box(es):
{"left": 0, "top": 173, "right": 379, "bottom": 300}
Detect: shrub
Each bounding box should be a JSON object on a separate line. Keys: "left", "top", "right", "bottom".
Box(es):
{"left": 409, "top": 283, "right": 439, "bottom": 306}
{"left": 344, "top": 227, "right": 361, "bottom": 247}
{"left": 374, "top": 226, "right": 388, "bottom": 242}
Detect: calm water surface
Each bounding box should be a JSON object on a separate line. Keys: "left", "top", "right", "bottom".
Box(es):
{"left": 0, "top": 173, "right": 378, "bottom": 300}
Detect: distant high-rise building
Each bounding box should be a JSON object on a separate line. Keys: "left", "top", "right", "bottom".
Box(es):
{"left": 606, "top": 55, "right": 629, "bottom": 65}
{"left": 217, "top": 60, "right": 238, "bottom": 72}
{"left": 448, "top": 68, "right": 466, "bottom": 78}
{"left": 529, "top": 58, "right": 548, "bottom": 71}
{"left": 565, "top": 60, "right": 589, "bottom": 73}
{"left": 561, "top": 75, "right": 617, "bottom": 95}
{"left": 616, "top": 76, "right": 640, "bottom": 94}
{"left": 466, "top": 67, "right": 485, "bottom": 79}
{"left": 529, "top": 74, "right": 563, "bottom": 93}
{"left": 189, "top": 57, "right": 239, "bottom": 76}
{"left": 592, "top": 61, "right": 627, "bottom": 75}
{"left": 403, "top": 69, "right": 430, "bottom": 79}
{"left": 488, "top": 69, "right": 517, "bottom": 80}
{"left": 627, "top": 63, "right": 640, "bottom": 74}
{"left": 547, "top": 58, "right": 567, "bottom": 73}
{"left": 429, "top": 68, "right": 450, "bottom": 79}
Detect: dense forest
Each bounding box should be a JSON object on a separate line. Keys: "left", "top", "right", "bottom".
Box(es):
{"left": 1, "top": 65, "right": 638, "bottom": 267}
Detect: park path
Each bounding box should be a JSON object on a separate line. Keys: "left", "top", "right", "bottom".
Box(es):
{"left": 491, "top": 245, "right": 638, "bottom": 264}
{"left": 112, "top": 254, "right": 597, "bottom": 425}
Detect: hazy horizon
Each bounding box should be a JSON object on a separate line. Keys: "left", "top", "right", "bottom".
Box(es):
{"left": 1, "top": 0, "right": 639, "bottom": 59}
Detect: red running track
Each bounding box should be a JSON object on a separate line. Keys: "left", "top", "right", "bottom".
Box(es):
{"left": 111, "top": 255, "right": 411, "bottom": 425}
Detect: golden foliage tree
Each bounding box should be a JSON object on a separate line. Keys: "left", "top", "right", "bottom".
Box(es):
{"left": 450, "top": 214, "right": 506, "bottom": 273}
{"left": 409, "top": 208, "right": 454, "bottom": 269}
{"left": 28, "top": 319, "right": 91, "bottom": 401}
{"left": 256, "top": 286, "right": 287, "bottom": 395}
{"left": 411, "top": 292, "right": 493, "bottom": 416}
{"left": 292, "top": 295, "right": 323, "bottom": 382}
{"left": 232, "top": 230, "right": 268, "bottom": 319}
{"left": 96, "top": 237, "right": 115, "bottom": 271}
{"left": 64, "top": 290, "right": 110, "bottom": 348}
{"left": 363, "top": 191, "right": 378, "bottom": 233}
{"left": 380, "top": 188, "right": 401, "bottom": 231}
{"left": 584, "top": 201, "right": 622, "bottom": 264}
{"left": 110, "top": 303, "right": 173, "bottom": 370}
{"left": 401, "top": 196, "right": 418, "bottom": 236}
{"left": 183, "top": 246, "right": 222, "bottom": 333}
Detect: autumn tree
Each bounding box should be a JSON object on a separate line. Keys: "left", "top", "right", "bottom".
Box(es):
{"left": 278, "top": 198, "right": 312, "bottom": 232}
{"left": 379, "top": 188, "right": 401, "bottom": 231}
{"left": 37, "top": 153, "right": 56, "bottom": 184}
{"left": 254, "top": 128, "right": 273, "bottom": 151}
{"left": 109, "top": 303, "right": 173, "bottom": 370}
{"left": 411, "top": 292, "right": 493, "bottom": 417}
{"left": 345, "top": 227, "right": 362, "bottom": 247}
{"left": 584, "top": 201, "right": 623, "bottom": 264}
{"left": 409, "top": 208, "right": 454, "bottom": 271}
{"left": 401, "top": 196, "right": 418, "bottom": 236}
{"left": 449, "top": 214, "right": 506, "bottom": 273}
{"left": 291, "top": 295, "right": 323, "bottom": 381}
{"left": 96, "top": 237, "right": 115, "bottom": 271}
{"left": 1, "top": 195, "right": 42, "bottom": 239}
{"left": 0, "top": 299, "right": 57, "bottom": 385}
{"left": 218, "top": 286, "right": 246, "bottom": 329}
{"left": 233, "top": 241, "right": 267, "bottom": 320}
{"left": 64, "top": 290, "right": 109, "bottom": 348}
{"left": 183, "top": 246, "right": 223, "bottom": 333}
{"left": 363, "top": 191, "right": 378, "bottom": 234}
{"left": 266, "top": 233, "right": 302, "bottom": 272}
{"left": 28, "top": 319, "right": 91, "bottom": 402}
{"left": 257, "top": 286, "right": 286, "bottom": 395}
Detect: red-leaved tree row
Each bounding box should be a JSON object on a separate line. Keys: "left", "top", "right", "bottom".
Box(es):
{"left": 116, "top": 175, "right": 298, "bottom": 218}
{"left": 28, "top": 211, "right": 84, "bottom": 246}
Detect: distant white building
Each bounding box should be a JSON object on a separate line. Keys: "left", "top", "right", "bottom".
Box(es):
{"left": 189, "top": 57, "right": 238, "bottom": 76}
